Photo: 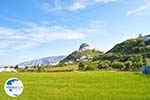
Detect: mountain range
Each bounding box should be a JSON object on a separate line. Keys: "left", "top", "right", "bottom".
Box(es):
{"left": 18, "top": 56, "right": 66, "bottom": 67}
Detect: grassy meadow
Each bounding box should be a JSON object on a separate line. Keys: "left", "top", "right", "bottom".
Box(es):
{"left": 0, "top": 71, "right": 150, "bottom": 100}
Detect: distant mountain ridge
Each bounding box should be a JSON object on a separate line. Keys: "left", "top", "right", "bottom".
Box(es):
{"left": 18, "top": 55, "right": 66, "bottom": 67}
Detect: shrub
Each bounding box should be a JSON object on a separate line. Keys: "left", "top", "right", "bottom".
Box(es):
{"left": 124, "top": 61, "right": 132, "bottom": 71}
{"left": 144, "top": 58, "right": 150, "bottom": 66}
{"left": 78, "top": 62, "right": 86, "bottom": 70}
{"left": 85, "top": 65, "right": 96, "bottom": 70}
{"left": 131, "top": 61, "right": 143, "bottom": 71}
{"left": 38, "top": 66, "right": 46, "bottom": 72}
{"left": 128, "top": 54, "right": 143, "bottom": 71}
{"left": 112, "top": 61, "right": 125, "bottom": 70}
{"left": 98, "top": 60, "right": 111, "bottom": 69}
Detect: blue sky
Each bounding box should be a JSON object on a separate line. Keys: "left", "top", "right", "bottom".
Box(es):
{"left": 0, "top": 0, "right": 150, "bottom": 65}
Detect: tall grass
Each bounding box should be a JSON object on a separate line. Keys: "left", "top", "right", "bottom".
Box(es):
{"left": 0, "top": 71, "right": 150, "bottom": 100}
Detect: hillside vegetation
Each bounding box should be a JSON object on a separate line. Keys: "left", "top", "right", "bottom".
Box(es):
{"left": 107, "top": 36, "right": 150, "bottom": 54}
{"left": 61, "top": 49, "right": 102, "bottom": 63}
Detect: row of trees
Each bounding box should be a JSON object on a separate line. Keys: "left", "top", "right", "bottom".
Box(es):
{"left": 16, "top": 64, "right": 77, "bottom": 72}
{"left": 79, "top": 54, "right": 147, "bottom": 71}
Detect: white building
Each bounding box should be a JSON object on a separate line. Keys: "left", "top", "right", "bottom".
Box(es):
{"left": 76, "top": 55, "right": 92, "bottom": 62}
{"left": 0, "top": 67, "right": 17, "bottom": 72}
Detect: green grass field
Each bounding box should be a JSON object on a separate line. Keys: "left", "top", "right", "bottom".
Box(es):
{"left": 0, "top": 71, "right": 150, "bottom": 100}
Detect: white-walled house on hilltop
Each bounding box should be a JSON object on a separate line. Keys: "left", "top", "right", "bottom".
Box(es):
{"left": 0, "top": 67, "right": 17, "bottom": 72}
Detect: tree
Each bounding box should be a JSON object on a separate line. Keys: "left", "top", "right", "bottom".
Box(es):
{"left": 112, "top": 61, "right": 125, "bottom": 70}
{"left": 98, "top": 60, "right": 111, "bottom": 70}
{"left": 129, "top": 54, "right": 143, "bottom": 71}
{"left": 10, "top": 66, "right": 14, "bottom": 68}
{"left": 24, "top": 66, "right": 29, "bottom": 72}
{"left": 38, "top": 66, "right": 46, "bottom": 72}
{"left": 14, "top": 65, "right": 19, "bottom": 69}
{"left": 129, "top": 54, "right": 143, "bottom": 62}
{"left": 144, "top": 58, "right": 150, "bottom": 65}
{"left": 132, "top": 61, "right": 143, "bottom": 71}
{"left": 4, "top": 66, "right": 8, "bottom": 68}
{"left": 78, "top": 62, "right": 86, "bottom": 70}
{"left": 138, "top": 41, "right": 145, "bottom": 46}
{"left": 124, "top": 61, "right": 132, "bottom": 71}
{"left": 85, "top": 65, "right": 96, "bottom": 70}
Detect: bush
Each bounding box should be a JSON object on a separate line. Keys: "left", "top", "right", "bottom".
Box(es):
{"left": 85, "top": 65, "right": 96, "bottom": 70}
{"left": 124, "top": 61, "right": 132, "bottom": 71}
{"left": 128, "top": 54, "right": 143, "bottom": 71}
{"left": 131, "top": 61, "right": 143, "bottom": 71}
{"left": 112, "top": 61, "right": 125, "bottom": 70}
{"left": 98, "top": 60, "right": 111, "bottom": 69}
{"left": 144, "top": 58, "right": 150, "bottom": 65}
{"left": 38, "top": 66, "right": 46, "bottom": 72}
{"left": 78, "top": 62, "right": 86, "bottom": 70}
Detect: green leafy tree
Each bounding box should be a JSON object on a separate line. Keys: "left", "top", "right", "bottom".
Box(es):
{"left": 132, "top": 61, "right": 143, "bottom": 71}
{"left": 129, "top": 54, "right": 143, "bottom": 71}
{"left": 112, "top": 61, "right": 125, "bottom": 70}
{"left": 78, "top": 62, "right": 86, "bottom": 70}
{"left": 125, "top": 61, "right": 132, "bottom": 71}
{"left": 98, "top": 60, "right": 111, "bottom": 69}
{"left": 85, "top": 65, "right": 96, "bottom": 70}
{"left": 14, "top": 65, "right": 19, "bottom": 69}
{"left": 143, "top": 58, "right": 150, "bottom": 65}
{"left": 38, "top": 66, "right": 46, "bottom": 72}
{"left": 24, "top": 66, "right": 29, "bottom": 72}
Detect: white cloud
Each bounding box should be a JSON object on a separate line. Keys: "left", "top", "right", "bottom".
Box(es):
{"left": 126, "top": 2, "right": 150, "bottom": 15}
{"left": 0, "top": 27, "right": 17, "bottom": 35}
{"left": 0, "top": 15, "right": 36, "bottom": 27}
{"left": 12, "top": 42, "right": 37, "bottom": 50}
{"left": 0, "top": 18, "right": 106, "bottom": 51}
{"left": 54, "top": 0, "right": 62, "bottom": 10}
{"left": 95, "top": 0, "right": 117, "bottom": 3}
{"left": 0, "top": 52, "right": 5, "bottom": 56}
{"left": 0, "top": 25, "right": 86, "bottom": 50}
{"left": 68, "top": 0, "right": 118, "bottom": 11}
{"left": 68, "top": 1, "right": 86, "bottom": 11}
{"left": 26, "top": 26, "right": 86, "bottom": 42}
{"left": 0, "top": 41, "right": 11, "bottom": 49}
{"left": 34, "top": 0, "right": 62, "bottom": 12}
{"left": 34, "top": 0, "right": 118, "bottom": 12}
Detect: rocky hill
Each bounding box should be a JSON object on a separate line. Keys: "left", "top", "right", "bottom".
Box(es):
{"left": 60, "top": 43, "right": 103, "bottom": 64}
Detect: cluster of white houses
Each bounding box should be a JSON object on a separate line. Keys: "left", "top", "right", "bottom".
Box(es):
{"left": 0, "top": 67, "right": 17, "bottom": 72}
